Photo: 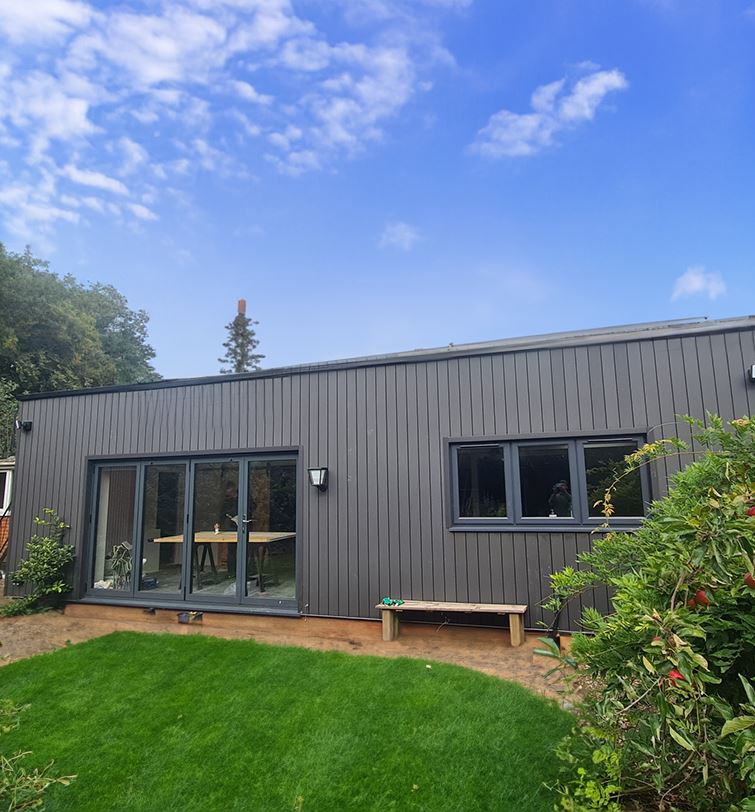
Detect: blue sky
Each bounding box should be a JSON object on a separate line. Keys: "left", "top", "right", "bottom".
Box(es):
{"left": 1, "top": 0, "right": 754, "bottom": 379}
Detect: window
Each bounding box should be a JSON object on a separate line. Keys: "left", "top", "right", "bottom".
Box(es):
{"left": 92, "top": 466, "right": 137, "bottom": 590}
{"left": 0, "top": 469, "right": 11, "bottom": 513}
{"left": 138, "top": 463, "right": 187, "bottom": 594}
{"left": 583, "top": 441, "right": 643, "bottom": 518}
{"left": 456, "top": 445, "right": 507, "bottom": 518}
{"left": 518, "top": 444, "right": 572, "bottom": 518}
{"left": 88, "top": 454, "right": 298, "bottom": 607}
{"left": 451, "top": 436, "right": 647, "bottom": 529}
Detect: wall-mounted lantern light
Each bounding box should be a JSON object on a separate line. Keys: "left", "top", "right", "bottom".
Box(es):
{"left": 750, "top": 364, "right": 755, "bottom": 383}
{"left": 14, "top": 419, "right": 32, "bottom": 433}
{"left": 307, "top": 467, "right": 328, "bottom": 492}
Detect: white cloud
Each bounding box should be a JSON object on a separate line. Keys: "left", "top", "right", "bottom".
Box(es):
{"left": 126, "top": 202, "right": 158, "bottom": 221}
{"left": 470, "top": 67, "right": 628, "bottom": 158}
{"left": 379, "top": 221, "right": 421, "bottom": 251}
{"left": 671, "top": 267, "right": 726, "bottom": 301}
{"left": 0, "top": 0, "right": 94, "bottom": 43}
{"left": 228, "top": 80, "right": 273, "bottom": 105}
{"left": 0, "top": 0, "right": 464, "bottom": 238}
{"left": 117, "top": 137, "right": 148, "bottom": 175}
{"left": 60, "top": 164, "right": 129, "bottom": 195}
{"left": 0, "top": 70, "right": 100, "bottom": 158}
{"left": 68, "top": 8, "right": 229, "bottom": 87}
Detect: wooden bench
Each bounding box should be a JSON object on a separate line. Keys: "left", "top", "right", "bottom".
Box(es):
{"left": 375, "top": 600, "right": 528, "bottom": 647}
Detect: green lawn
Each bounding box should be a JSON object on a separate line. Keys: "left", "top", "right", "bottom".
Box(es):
{"left": 0, "top": 632, "right": 570, "bottom": 811}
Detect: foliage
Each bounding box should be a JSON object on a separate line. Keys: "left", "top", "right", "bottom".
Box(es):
{"left": 0, "top": 379, "right": 16, "bottom": 459}
{"left": 107, "top": 542, "right": 132, "bottom": 590}
{"left": 0, "top": 699, "right": 75, "bottom": 811}
{"left": 218, "top": 303, "right": 263, "bottom": 374}
{"left": 539, "top": 415, "right": 755, "bottom": 810}
{"left": 0, "top": 243, "right": 159, "bottom": 396}
{"left": 0, "top": 631, "right": 570, "bottom": 811}
{"left": 1, "top": 510, "right": 74, "bottom": 617}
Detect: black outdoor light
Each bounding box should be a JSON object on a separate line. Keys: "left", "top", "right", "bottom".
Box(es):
{"left": 14, "top": 419, "right": 32, "bottom": 433}
{"left": 307, "top": 467, "right": 328, "bottom": 491}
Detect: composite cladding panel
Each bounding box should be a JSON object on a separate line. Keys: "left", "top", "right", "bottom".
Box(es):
{"left": 8, "top": 325, "right": 755, "bottom": 631}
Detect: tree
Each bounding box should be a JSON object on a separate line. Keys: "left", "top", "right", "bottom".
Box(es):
{"left": 0, "top": 244, "right": 160, "bottom": 394}
{"left": 218, "top": 298, "right": 264, "bottom": 374}
{"left": 0, "top": 243, "right": 161, "bottom": 452}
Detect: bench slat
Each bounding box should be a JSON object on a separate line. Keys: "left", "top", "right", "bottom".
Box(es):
{"left": 375, "top": 600, "right": 527, "bottom": 614}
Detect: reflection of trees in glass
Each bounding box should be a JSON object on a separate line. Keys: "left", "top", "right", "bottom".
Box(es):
{"left": 193, "top": 464, "right": 239, "bottom": 532}
{"left": 585, "top": 446, "right": 643, "bottom": 517}
{"left": 458, "top": 447, "right": 506, "bottom": 518}
{"left": 249, "top": 462, "right": 296, "bottom": 531}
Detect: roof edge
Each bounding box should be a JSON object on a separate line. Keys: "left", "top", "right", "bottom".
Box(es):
{"left": 18, "top": 314, "right": 755, "bottom": 402}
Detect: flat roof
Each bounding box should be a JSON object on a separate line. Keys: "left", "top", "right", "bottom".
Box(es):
{"left": 19, "top": 314, "right": 755, "bottom": 401}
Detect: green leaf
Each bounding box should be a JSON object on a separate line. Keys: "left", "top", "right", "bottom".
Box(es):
{"left": 641, "top": 656, "right": 655, "bottom": 674}
{"left": 721, "top": 716, "right": 755, "bottom": 738}
{"left": 668, "top": 725, "right": 695, "bottom": 751}
{"left": 740, "top": 675, "right": 755, "bottom": 707}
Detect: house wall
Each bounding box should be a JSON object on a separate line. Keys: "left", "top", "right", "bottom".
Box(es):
{"left": 8, "top": 325, "right": 755, "bottom": 631}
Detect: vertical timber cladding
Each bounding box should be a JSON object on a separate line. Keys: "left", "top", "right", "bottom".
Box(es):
{"left": 8, "top": 323, "right": 755, "bottom": 631}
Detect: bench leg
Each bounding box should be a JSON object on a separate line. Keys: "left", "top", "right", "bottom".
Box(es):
{"left": 381, "top": 609, "right": 399, "bottom": 641}
{"left": 509, "top": 614, "right": 525, "bottom": 647}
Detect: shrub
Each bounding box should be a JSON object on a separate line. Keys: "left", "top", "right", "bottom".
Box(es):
{"left": 540, "top": 415, "right": 755, "bottom": 811}
{"left": 0, "top": 699, "right": 75, "bottom": 810}
{"left": 1, "top": 509, "right": 75, "bottom": 617}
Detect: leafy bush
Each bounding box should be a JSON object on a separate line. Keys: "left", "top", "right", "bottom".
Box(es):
{"left": 0, "top": 699, "right": 74, "bottom": 810}
{"left": 540, "top": 415, "right": 755, "bottom": 811}
{"left": 1, "top": 509, "right": 74, "bottom": 617}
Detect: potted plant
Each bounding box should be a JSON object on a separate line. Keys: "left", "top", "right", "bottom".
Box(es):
{"left": 108, "top": 542, "right": 133, "bottom": 590}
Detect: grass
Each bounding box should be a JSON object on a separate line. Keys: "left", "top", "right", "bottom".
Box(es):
{"left": 0, "top": 632, "right": 571, "bottom": 811}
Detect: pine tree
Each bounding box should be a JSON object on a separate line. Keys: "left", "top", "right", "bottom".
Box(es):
{"left": 218, "top": 299, "right": 264, "bottom": 374}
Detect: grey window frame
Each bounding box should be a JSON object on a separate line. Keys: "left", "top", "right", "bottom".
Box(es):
{"left": 512, "top": 439, "right": 582, "bottom": 526}
{"left": 450, "top": 443, "right": 513, "bottom": 527}
{"left": 87, "top": 461, "right": 141, "bottom": 597}
{"left": 577, "top": 438, "right": 649, "bottom": 526}
{"left": 85, "top": 452, "right": 300, "bottom": 613}
{"left": 449, "top": 435, "right": 650, "bottom": 532}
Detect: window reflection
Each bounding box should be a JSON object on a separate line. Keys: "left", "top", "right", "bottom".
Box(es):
{"left": 584, "top": 441, "right": 643, "bottom": 517}
{"left": 139, "top": 464, "right": 186, "bottom": 593}
{"left": 457, "top": 446, "right": 506, "bottom": 518}
{"left": 192, "top": 462, "right": 239, "bottom": 597}
{"left": 93, "top": 467, "right": 136, "bottom": 590}
{"left": 246, "top": 459, "right": 297, "bottom": 599}
{"left": 518, "top": 445, "right": 572, "bottom": 518}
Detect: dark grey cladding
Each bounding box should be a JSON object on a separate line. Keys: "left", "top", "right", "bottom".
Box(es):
{"left": 8, "top": 316, "right": 755, "bottom": 631}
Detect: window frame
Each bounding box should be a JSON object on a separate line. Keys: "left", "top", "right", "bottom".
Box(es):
{"left": 511, "top": 439, "right": 583, "bottom": 526}
{"left": 450, "top": 443, "right": 513, "bottom": 527}
{"left": 85, "top": 452, "right": 300, "bottom": 612}
{"left": 87, "top": 461, "right": 141, "bottom": 597}
{"left": 576, "top": 438, "right": 649, "bottom": 527}
{"left": 0, "top": 468, "right": 12, "bottom": 513}
{"left": 449, "top": 435, "right": 650, "bottom": 531}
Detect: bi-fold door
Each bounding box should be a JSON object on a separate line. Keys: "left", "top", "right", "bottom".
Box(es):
{"left": 87, "top": 454, "right": 299, "bottom": 611}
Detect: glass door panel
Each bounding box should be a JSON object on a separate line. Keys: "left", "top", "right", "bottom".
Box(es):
{"left": 245, "top": 458, "right": 297, "bottom": 599}
{"left": 92, "top": 466, "right": 137, "bottom": 592}
{"left": 138, "top": 463, "right": 186, "bottom": 594}
{"left": 191, "top": 461, "right": 240, "bottom": 598}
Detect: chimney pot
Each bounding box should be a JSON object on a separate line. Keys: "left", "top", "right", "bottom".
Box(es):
{"left": 238, "top": 298, "right": 246, "bottom": 315}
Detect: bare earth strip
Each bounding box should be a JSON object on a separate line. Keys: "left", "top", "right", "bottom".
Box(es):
{"left": 0, "top": 607, "right": 566, "bottom": 699}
